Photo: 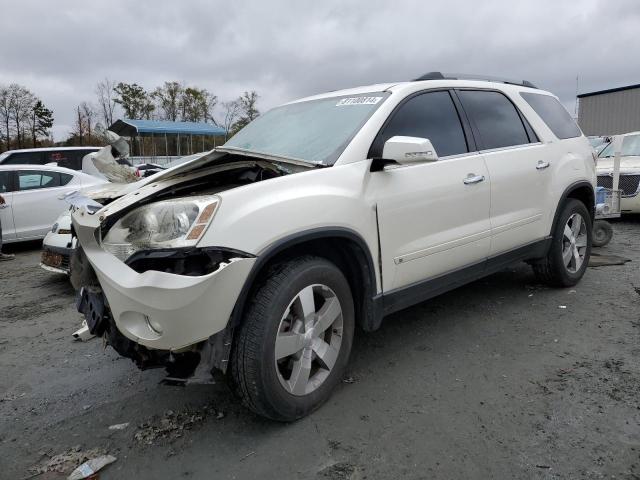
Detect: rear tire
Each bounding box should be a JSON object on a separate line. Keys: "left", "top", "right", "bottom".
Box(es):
{"left": 228, "top": 256, "right": 354, "bottom": 421}
{"left": 532, "top": 199, "right": 592, "bottom": 287}
{"left": 592, "top": 220, "right": 613, "bottom": 247}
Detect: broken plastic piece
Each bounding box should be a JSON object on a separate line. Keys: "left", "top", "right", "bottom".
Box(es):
{"left": 72, "top": 320, "right": 95, "bottom": 342}
{"left": 108, "top": 422, "right": 129, "bottom": 431}
{"left": 67, "top": 454, "right": 116, "bottom": 479}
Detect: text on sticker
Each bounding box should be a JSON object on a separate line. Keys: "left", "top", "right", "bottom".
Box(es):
{"left": 336, "top": 97, "right": 382, "bottom": 106}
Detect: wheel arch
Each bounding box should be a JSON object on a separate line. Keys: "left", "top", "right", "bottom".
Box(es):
{"left": 229, "top": 227, "right": 381, "bottom": 333}
{"left": 550, "top": 181, "right": 595, "bottom": 237}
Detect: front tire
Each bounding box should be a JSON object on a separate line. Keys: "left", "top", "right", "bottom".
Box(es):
{"left": 228, "top": 256, "right": 354, "bottom": 421}
{"left": 532, "top": 199, "right": 592, "bottom": 287}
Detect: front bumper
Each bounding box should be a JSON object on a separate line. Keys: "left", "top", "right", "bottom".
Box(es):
{"left": 41, "top": 245, "right": 73, "bottom": 274}
{"left": 41, "top": 232, "right": 75, "bottom": 274}
{"left": 72, "top": 209, "right": 256, "bottom": 351}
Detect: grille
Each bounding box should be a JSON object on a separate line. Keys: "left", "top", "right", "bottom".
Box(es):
{"left": 597, "top": 174, "right": 640, "bottom": 197}
{"left": 60, "top": 253, "right": 70, "bottom": 270}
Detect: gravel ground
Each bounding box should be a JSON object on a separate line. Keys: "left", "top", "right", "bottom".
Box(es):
{"left": 1, "top": 218, "right": 639, "bottom": 479}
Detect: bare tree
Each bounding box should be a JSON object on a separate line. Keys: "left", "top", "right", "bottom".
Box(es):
{"left": 80, "top": 102, "right": 96, "bottom": 140}
{"left": 95, "top": 78, "right": 117, "bottom": 127}
{"left": 0, "top": 86, "right": 11, "bottom": 150}
{"left": 221, "top": 100, "right": 241, "bottom": 141}
{"left": 9, "top": 84, "right": 36, "bottom": 148}
{"left": 74, "top": 105, "right": 85, "bottom": 145}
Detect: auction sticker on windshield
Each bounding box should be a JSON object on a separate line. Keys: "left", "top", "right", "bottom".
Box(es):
{"left": 336, "top": 96, "right": 383, "bottom": 106}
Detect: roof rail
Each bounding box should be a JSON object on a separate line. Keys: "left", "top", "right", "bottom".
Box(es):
{"left": 412, "top": 72, "right": 537, "bottom": 89}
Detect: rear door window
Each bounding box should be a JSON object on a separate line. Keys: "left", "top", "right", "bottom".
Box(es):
{"left": 16, "top": 170, "right": 61, "bottom": 191}
{"left": 371, "top": 90, "right": 469, "bottom": 158}
{"left": 457, "top": 90, "right": 531, "bottom": 150}
{"left": 520, "top": 92, "right": 581, "bottom": 139}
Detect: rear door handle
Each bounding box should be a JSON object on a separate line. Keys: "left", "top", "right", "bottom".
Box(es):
{"left": 463, "top": 174, "right": 485, "bottom": 185}
{"left": 536, "top": 160, "right": 550, "bottom": 170}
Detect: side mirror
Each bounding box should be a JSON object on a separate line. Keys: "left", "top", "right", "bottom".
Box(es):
{"left": 382, "top": 136, "right": 438, "bottom": 165}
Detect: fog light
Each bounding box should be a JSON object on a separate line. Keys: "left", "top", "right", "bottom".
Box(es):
{"left": 145, "top": 315, "right": 163, "bottom": 335}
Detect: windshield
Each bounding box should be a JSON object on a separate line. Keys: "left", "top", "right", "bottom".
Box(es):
{"left": 599, "top": 134, "right": 640, "bottom": 158}
{"left": 224, "top": 92, "right": 389, "bottom": 165}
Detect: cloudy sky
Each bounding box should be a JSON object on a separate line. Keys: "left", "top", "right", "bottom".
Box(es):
{"left": 1, "top": 0, "right": 638, "bottom": 140}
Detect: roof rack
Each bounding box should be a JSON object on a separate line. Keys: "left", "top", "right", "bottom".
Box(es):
{"left": 412, "top": 72, "right": 537, "bottom": 89}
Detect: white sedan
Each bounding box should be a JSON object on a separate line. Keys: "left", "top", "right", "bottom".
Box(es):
{"left": 0, "top": 164, "right": 105, "bottom": 243}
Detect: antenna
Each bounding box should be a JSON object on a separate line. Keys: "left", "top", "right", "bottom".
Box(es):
{"left": 574, "top": 75, "right": 579, "bottom": 117}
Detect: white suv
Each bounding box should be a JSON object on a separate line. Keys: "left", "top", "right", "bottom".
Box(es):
{"left": 72, "top": 73, "right": 595, "bottom": 421}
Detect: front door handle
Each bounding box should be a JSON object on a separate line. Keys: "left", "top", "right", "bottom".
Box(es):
{"left": 463, "top": 174, "right": 485, "bottom": 185}
{"left": 536, "top": 160, "right": 550, "bottom": 170}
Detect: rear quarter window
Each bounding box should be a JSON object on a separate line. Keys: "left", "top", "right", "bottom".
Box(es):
{"left": 520, "top": 92, "right": 581, "bottom": 140}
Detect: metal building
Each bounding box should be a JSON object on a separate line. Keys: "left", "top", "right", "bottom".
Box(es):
{"left": 577, "top": 83, "right": 640, "bottom": 136}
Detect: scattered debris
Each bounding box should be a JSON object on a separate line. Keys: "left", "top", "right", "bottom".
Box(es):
{"left": 588, "top": 253, "right": 631, "bottom": 267}
{"left": 72, "top": 320, "right": 95, "bottom": 342}
{"left": 0, "top": 392, "right": 25, "bottom": 403}
{"left": 67, "top": 454, "right": 117, "bottom": 480}
{"left": 318, "top": 462, "right": 357, "bottom": 479}
{"left": 28, "top": 446, "right": 107, "bottom": 476}
{"left": 134, "top": 405, "right": 219, "bottom": 446}
{"left": 633, "top": 285, "right": 640, "bottom": 296}
{"left": 240, "top": 451, "right": 256, "bottom": 461}
{"left": 342, "top": 376, "right": 356, "bottom": 384}
{"left": 108, "top": 422, "right": 130, "bottom": 431}
{"left": 558, "top": 305, "right": 567, "bottom": 309}
{"left": 535, "top": 464, "right": 551, "bottom": 469}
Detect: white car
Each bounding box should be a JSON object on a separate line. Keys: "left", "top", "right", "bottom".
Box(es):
{"left": 596, "top": 131, "right": 640, "bottom": 213}
{"left": 0, "top": 147, "right": 101, "bottom": 170}
{"left": 0, "top": 164, "right": 105, "bottom": 244}
{"left": 41, "top": 183, "right": 133, "bottom": 274}
{"left": 72, "top": 74, "right": 595, "bottom": 421}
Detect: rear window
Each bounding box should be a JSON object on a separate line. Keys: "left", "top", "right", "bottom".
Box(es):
{"left": 2, "top": 151, "right": 44, "bottom": 165}
{"left": 520, "top": 92, "right": 581, "bottom": 139}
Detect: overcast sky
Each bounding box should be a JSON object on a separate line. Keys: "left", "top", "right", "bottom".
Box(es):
{"left": 1, "top": 0, "right": 638, "bottom": 140}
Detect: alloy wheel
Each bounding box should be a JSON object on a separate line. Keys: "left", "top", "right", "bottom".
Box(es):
{"left": 562, "top": 213, "right": 588, "bottom": 273}
{"left": 274, "top": 284, "right": 343, "bottom": 396}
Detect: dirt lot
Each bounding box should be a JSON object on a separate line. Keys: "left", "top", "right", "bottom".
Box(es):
{"left": 1, "top": 219, "right": 639, "bottom": 479}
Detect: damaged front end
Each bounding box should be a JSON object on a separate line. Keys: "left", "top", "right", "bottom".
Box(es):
{"left": 71, "top": 149, "right": 309, "bottom": 384}
{"left": 72, "top": 243, "right": 246, "bottom": 383}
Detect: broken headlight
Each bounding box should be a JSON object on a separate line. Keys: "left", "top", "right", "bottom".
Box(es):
{"left": 102, "top": 196, "right": 220, "bottom": 261}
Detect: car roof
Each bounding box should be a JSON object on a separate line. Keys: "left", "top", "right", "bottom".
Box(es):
{"left": 1, "top": 146, "right": 101, "bottom": 155}
{"left": 288, "top": 79, "right": 550, "bottom": 105}
{"left": 0, "top": 164, "right": 81, "bottom": 174}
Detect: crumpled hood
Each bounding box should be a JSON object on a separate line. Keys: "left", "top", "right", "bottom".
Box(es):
{"left": 596, "top": 155, "right": 640, "bottom": 174}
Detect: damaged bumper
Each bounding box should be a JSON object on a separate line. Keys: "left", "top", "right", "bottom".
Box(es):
{"left": 72, "top": 209, "right": 256, "bottom": 351}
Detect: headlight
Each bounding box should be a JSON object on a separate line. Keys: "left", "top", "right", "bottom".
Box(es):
{"left": 102, "top": 196, "right": 220, "bottom": 261}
